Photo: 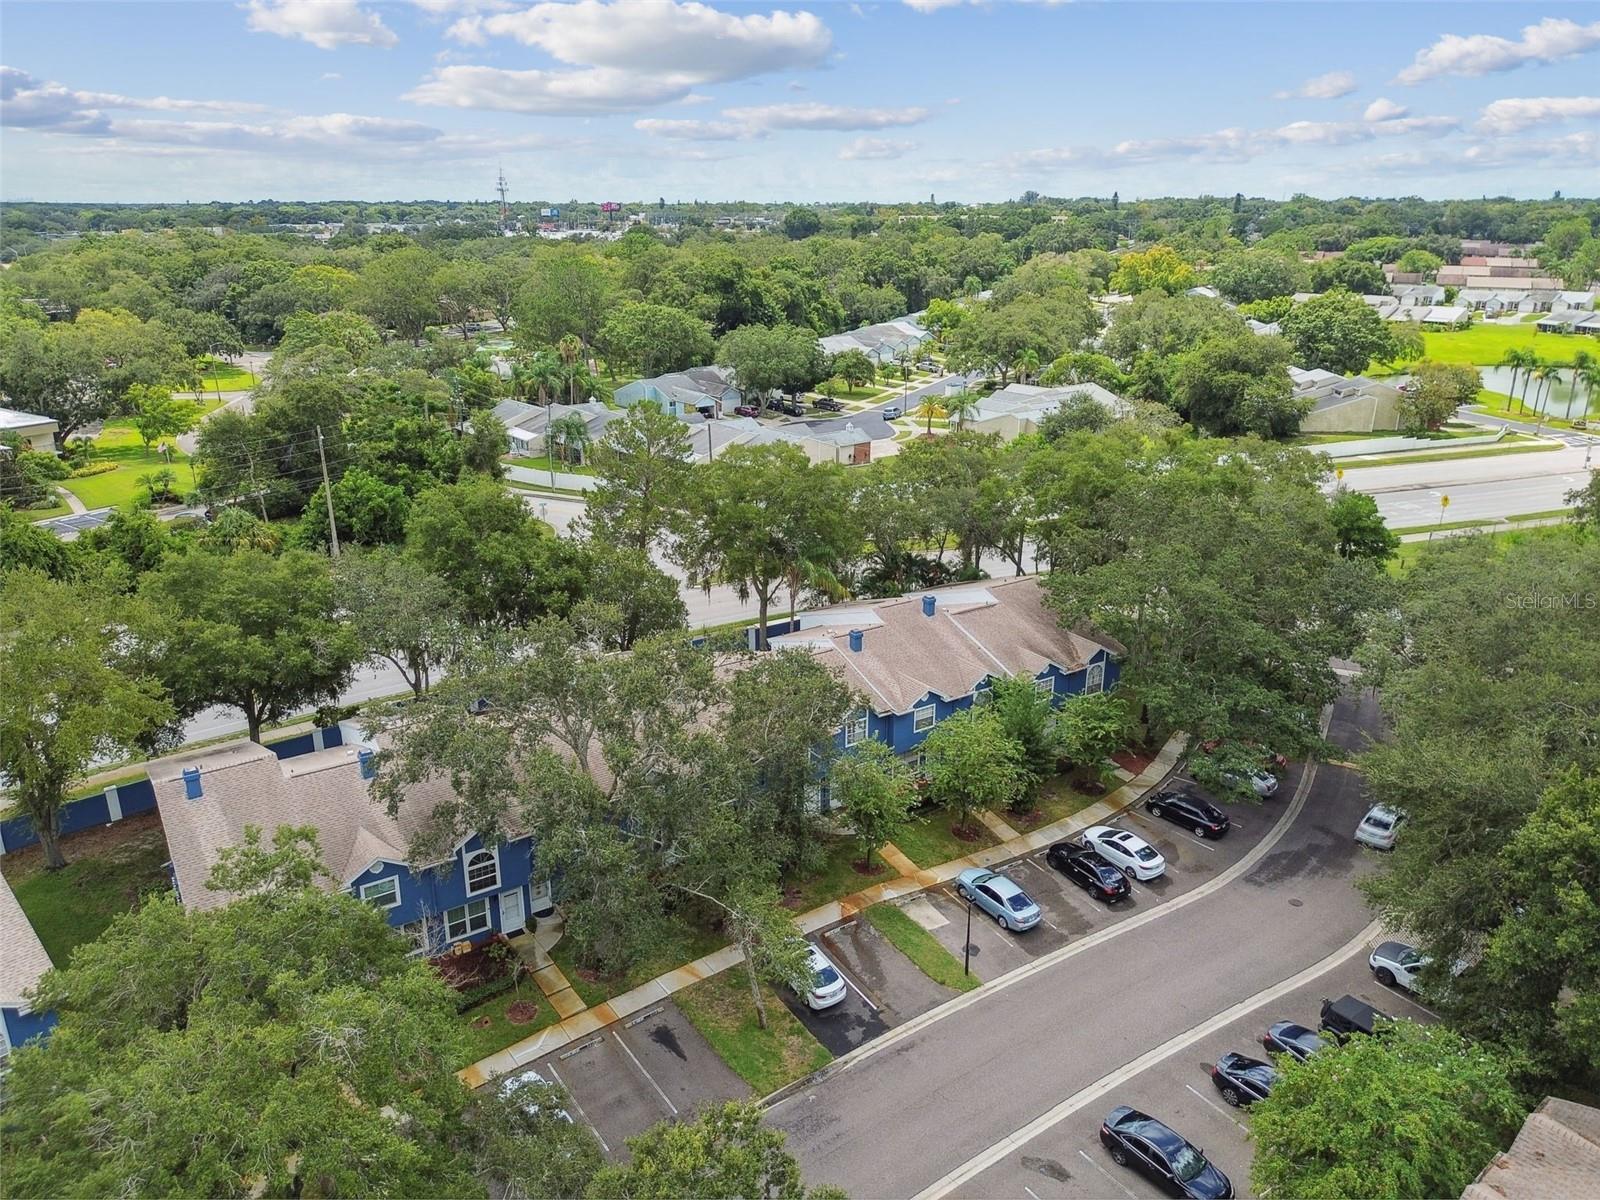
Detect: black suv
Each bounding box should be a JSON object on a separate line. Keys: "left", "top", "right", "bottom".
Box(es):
{"left": 813, "top": 397, "right": 845, "bottom": 412}
{"left": 773, "top": 397, "right": 806, "bottom": 417}
{"left": 1320, "top": 994, "right": 1390, "bottom": 1040}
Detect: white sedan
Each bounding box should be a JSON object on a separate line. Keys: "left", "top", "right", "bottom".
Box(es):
{"left": 1081, "top": 825, "right": 1167, "bottom": 881}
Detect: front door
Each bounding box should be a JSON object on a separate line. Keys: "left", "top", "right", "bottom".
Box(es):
{"left": 498, "top": 888, "right": 525, "bottom": 934}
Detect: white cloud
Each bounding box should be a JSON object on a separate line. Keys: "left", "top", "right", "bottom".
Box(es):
{"left": 720, "top": 102, "right": 929, "bottom": 130}
{"left": 634, "top": 118, "right": 756, "bottom": 141}
{"left": 406, "top": 65, "right": 694, "bottom": 114}
{"left": 902, "top": 0, "right": 1071, "bottom": 10}
{"left": 1476, "top": 95, "right": 1600, "bottom": 134}
{"left": 1363, "top": 97, "right": 1409, "bottom": 122}
{"left": 244, "top": 0, "right": 398, "bottom": 50}
{"left": 1462, "top": 130, "right": 1600, "bottom": 165}
{"left": 1397, "top": 17, "right": 1600, "bottom": 84}
{"left": 448, "top": 1, "right": 830, "bottom": 79}
{"left": 0, "top": 66, "right": 269, "bottom": 134}
{"left": 839, "top": 136, "right": 916, "bottom": 160}
{"left": 1273, "top": 70, "right": 1357, "bottom": 100}
{"left": 321, "top": 72, "right": 343, "bottom": 81}
{"left": 677, "top": 92, "right": 715, "bottom": 106}
{"left": 417, "top": 1, "right": 832, "bottom": 115}
{"left": 409, "top": 0, "right": 514, "bottom": 14}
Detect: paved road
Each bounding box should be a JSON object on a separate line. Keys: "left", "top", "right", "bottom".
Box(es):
{"left": 1346, "top": 442, "right": 1593, "bottom": 526}
{"left": 766, "top": 688, "right": 1385, "bottom": 1199}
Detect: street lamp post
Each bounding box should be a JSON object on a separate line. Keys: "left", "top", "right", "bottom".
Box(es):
{"left": 963, "top": 889, "right": 974, "bottom": 976}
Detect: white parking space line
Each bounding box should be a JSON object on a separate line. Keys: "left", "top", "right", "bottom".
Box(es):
{"left": 614, "top": 1032, "right": 678, "bottom": 1116}
{"left": 1023, "top": 1186, "right": 1042, "bottom": 1200}
{"left": 1184, "top": 1082, "right": 1249, "bottom": 1134}
{"left": 545, "top": 1063, "right": 610, "bottom": 1154}
{"left": 1076, "top": 1149, "right": 1137, "bottom": 1199}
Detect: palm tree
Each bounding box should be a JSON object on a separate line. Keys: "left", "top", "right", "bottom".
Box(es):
{"left": 945, "top": 390, "right": 979, "bottom": 431}
{"left": 1574, "top": 363, "right": 1600, "bottom": 426}
{"left": 1519, "top": 355, "right": 1543, "bottom": 415}
{"left": 557, "top": 335, "right": 584, "bottom": 403}
{"left": 1016, "top": 348, "right": 1041, "bottom": 386}
{"left": 545, "top": 412, "right": 592, "bottom": 469}
{"left": 1500, "top": 347, "right": 1536, "bottom": 414}
{"left": 1532, "top": 364, "right": 1563, "bottom": 421}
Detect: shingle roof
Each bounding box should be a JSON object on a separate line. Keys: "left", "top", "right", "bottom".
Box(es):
{"left": 0, "top": 406, "right": 58, "bottom": 433}
{"left": 1462, "top": 1097, "right": 1600, "bottom": 1200}
{"left": 150, "top": 739, "right": 452, "bottom": 911}
{"left": 769, "top": 576, "right": 1119, "bottom": 714}
{"left": 1, "top": 871, "right": 54, "bottom": 1007}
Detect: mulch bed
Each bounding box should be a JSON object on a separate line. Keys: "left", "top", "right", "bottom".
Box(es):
{"left": 506, "top": 1000, "right": 541, "bottom": 1025}
{"left": 431, "top": 933, "right": 515, "bottom": 992}
{"left": 1112, "top": 749, "right": 1156, "bottom": 775}
{"left": 951, "top": 823, "right": 986, "bottom": 843}
{"left": 0, "top": 809, "right": 165, "bottom": 884}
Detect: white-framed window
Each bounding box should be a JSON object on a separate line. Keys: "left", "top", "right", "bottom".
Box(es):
{"left": 1034, "top": 676, "right": 1055, "bottom": 697}
{"left": 913, "top": 704, "right": 937, "bottom": 733}
{"left": 973, "top": 682, "right": 992, "bottom": 706}
{"left": 445, "top": 898, "right": 491, "bottom": 941}
{"left": 465, "top": 848, "right": 500, "bottom": 895}
{"left": 359, "top": 876, "right": 400, "bottom": 909}
{"left": 1085, "top": 662, "right": 1106, "bottom": 694}
{"left": 844, "top": 708, "right": 869, "bottom": 747}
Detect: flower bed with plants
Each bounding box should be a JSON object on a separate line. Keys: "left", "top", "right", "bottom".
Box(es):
{"left": 430, "top": 932, "right": 527, "bottom": 1012}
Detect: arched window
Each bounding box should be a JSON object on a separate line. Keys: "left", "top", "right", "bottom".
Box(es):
{"left": 465, "top": 848, "right": 500, "bottom": 894}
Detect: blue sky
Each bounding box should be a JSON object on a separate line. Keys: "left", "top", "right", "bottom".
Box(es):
{"left": 3, "top": 1, "right": 1599, "bottom": 203}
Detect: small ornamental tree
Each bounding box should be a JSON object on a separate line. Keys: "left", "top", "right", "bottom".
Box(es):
{"left": 919, "top": 706, "right": 1026, "bottom": 835}
{"left": 831, "top": 739, "right": 917, "bottom": 869}
{"left": 1055, "top": 691, "right": 1129, "bottom": 787}
{"left": 987, "top": 675, "right": 1061, "bottom": 808}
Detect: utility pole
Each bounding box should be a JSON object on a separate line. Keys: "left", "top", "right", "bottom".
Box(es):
{"left": 317, "top": 425, "right": 341, "bottom": 558}
{"left": 245, "top": 449, "right": 268, "bottom": 521}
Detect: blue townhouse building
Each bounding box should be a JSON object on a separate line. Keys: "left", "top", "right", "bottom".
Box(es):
{"left": 150, "top": 735, "right": 551, "bottom": 954}
{"left": 764, "top": 576, "right": 1122, "bottom": 806}
{"left": 2, "top": 872, "right": 57, "bottom": 1063}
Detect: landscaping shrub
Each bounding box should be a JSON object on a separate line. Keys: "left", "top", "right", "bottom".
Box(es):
{"left": 70, "top": 462, "right": 120, "bottom": 478}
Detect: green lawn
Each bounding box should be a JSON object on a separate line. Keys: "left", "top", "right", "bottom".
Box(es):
{"left": 674, "top": 968, "right": 831, "bottom": 1096}
{"left": 1390, "top": 509, "right": 1573, "bottom": 536}
{"left": 17, "top": 495, "right": 72, "bottom": 521}
{"left": 547, "top": 918, "right": 727, "bottom": 1011}
{"left": 862, "top": 902, "right": 979, "bottom": 994}
{"left": 505, "top": 454, "right": 597, "bottom": 477}
{"left": 1370, "top": 324, "right": 1599, "bottom": 373}
{"left": 62, "top": 420, "right": 195, "bottom": 510}
{"left": 815, "top": 381, "right": 887, "bottom": 402}
{"left": 1471, "top": 390, "right": 1595, "bottom": 431}
{"left": 1008, "top": 776, "right": 1105, "bottom": 832}
{"left": 783, "top": 835, "right": 896, "bottom": 914}
{"left": 2, "top": 822, "right": 173, "bottom": 966}
{"left": 456, "top": 985, "right": 562, "bottom": 1068}
{"left": 1337, "top": 441, "right": 1560, "bottom": 470}
{"left": 892, "top": 804, "right": 999, "bottom": 869}
{"left": 1388, "top": 523, "right": 1575, "bottom": 575}
{"left": 193, "top": 359, "right": 259, "bottom": 392}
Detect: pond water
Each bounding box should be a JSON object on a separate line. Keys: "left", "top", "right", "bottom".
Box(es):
{"left": 1476, "top": 365, "right": 1594, "bottom": 421}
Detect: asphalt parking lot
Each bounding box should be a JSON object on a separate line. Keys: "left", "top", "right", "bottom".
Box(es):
{"left": 947, "top": 945, "right": 1437, "bottom": 1200}
{"left": 780, "top": 938, "right": 892, "bottom": 1056}
{"left": 515, "top": 1000, "right": 747, "bottom": 1157}
{"left": 897, "top": 771, "right": 1301, "bottom": 984}
{"left": 818, "top": 918, "right": 960, "bottom": 1026}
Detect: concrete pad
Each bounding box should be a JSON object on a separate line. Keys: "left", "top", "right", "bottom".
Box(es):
{"left": 900, "top": 895, "right": 948, "bottom": 930}
{"left": 532, "top": 964, "right": 572, "bottom": 995}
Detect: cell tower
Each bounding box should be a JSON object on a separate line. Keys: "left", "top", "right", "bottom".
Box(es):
{"left": 495, "top": 164, "right": 510, "bottom": 232}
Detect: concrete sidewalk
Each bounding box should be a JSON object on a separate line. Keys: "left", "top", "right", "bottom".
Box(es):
{"left": 458, "top": 734, "right": 1187, "bottom": 1088}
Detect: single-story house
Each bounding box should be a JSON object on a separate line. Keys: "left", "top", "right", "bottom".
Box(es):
{"left": 1537, "top": 312, "right": 1600, "bottom": 335}
{"left": 1456, "top": 288, "right": 1495, "bottom": 310}
{"left": 819, "top": 316, "right": 932, "bottom": 365}
{"left": 1245, "top": 318, "right": 1282, "bottom": 336}
{"left": 149, "top": 734, "right": 553, "bottom": 955}
{"left": 1186, "top": 285, "right": 1221, "bottom": 300}
{"left": 753, "top": 414, "right": 893, "bottom": 466}
{"left": 1389, "top": 305, "right": 1467, "bottom": 327}
{"left": 490, "top": 399, "right": 626, "bottom": 460}
{"left": 1555, "top": 291, "right": 1596, "bottom": 311}
{"left": 613, "top": 366, "right": 742, "bottom": 419}
{"left": 1291, "top": 366, "right": 1402, "bottom": 433}
{"left": 1, "top": 873, "right": 57, "bottom": 1061}
{"left": 0, "top": 406, "right": 60, "bottom": 453}
{"left": 767, "top": 576, "right": 1122, "bottom": 775}
{"left": 1358, "top": 294, "right": 1401, "bottom": 320}
{"left": 679, "top": 413, "right": 766, "bottom": 463}
{"left": 966, "top": 382, "right": 1130, "bottom": 441}
{"left": 1393, "top": 284, "right": 1447, "bottom": 308}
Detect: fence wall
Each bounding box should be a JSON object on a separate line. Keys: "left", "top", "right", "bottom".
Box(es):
{"left": 0, "top": 726, "right": 345, "bottom": 855}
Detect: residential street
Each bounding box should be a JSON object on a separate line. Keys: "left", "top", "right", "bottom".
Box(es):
{"left": 1347, "top": 441, "right": 1593, "bottom": 526}
{"left": 765, "top": 688, "right": 1386, "bottom": 1199}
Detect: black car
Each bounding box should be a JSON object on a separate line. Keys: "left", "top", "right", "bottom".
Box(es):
{"left": 1320, "top": 993, "right": 1389, "bottom": 1040}
{"left": 1144, "top": 788, "right": 1230, "bottom": 839}
{"left": 1262, "top": 1020, "right": 1326, "bottom": 1062}
{"left": 1045, "top": 841, "right": 1131, "bottom": 903}
{"left": 1099, "top": 1106, "right": 1234, "bottom": 1199}
{"left": 1209, "top": 1053, "right": 1278, "bottom": 1107}
{"left": 813, "top": 397, "right": 844, "bottom": 412}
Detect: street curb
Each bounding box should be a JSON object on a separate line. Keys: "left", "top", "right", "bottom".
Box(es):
{"left": 761, "top": 718, "right": 1330, "bottom": 1113}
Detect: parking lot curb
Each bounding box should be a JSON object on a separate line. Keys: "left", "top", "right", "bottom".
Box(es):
{"left": 761, "top": 744, "right": 1324, "bottom": 1113}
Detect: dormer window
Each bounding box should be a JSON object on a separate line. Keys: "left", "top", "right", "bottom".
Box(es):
{"left": 1085, "top": 662, "right": 1106, "bottom": 694}
{"left": 465, "top": 848, "right": 500, "bottom": 895}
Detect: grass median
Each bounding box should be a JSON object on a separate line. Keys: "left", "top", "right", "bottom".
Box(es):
{"left": 675, "top": 968, "right": 831, "bottom": 1095}
{"left": 863, "top": 902, "right": 979, "bottom": 994}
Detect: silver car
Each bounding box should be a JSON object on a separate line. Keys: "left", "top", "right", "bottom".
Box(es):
{"left": 956, "top": 867, "right": 1042, "bottom": 931}
{"left": 497, "top": 1070, "right": 574, "bottom": 1123}
{"left": 1355, "top": 804, "right": 1405, "bottom": 850}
